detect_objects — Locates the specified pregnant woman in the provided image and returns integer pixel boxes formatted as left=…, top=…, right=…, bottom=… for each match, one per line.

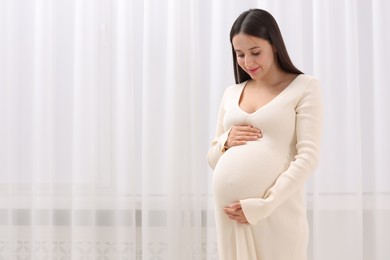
left=207, top=9, right=323, bottom=260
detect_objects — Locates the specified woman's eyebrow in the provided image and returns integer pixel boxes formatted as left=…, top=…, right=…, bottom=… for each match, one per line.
left=235, top=46, right=261, bottom=52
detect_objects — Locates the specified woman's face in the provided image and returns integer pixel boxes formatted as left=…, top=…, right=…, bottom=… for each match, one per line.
left=232, top=33, right=277, bottom=81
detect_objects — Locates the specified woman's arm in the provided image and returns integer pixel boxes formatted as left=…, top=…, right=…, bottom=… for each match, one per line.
left=207, top=90, right=231, bottom=170
left=207, top=87, right=262, bottom=170
left=240, top=79, right=323, bottom=225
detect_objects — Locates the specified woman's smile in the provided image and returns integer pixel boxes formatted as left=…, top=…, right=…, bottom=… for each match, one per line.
left=247, top=67, right=260, bottom=74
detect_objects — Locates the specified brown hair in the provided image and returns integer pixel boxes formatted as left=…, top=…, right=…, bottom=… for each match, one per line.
left=230, top=9, right=303, bottom=83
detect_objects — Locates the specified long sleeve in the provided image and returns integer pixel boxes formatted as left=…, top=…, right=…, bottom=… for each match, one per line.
left=240, top=79, right=323, bottom=225
left=207, top=89, right=231, bottom=170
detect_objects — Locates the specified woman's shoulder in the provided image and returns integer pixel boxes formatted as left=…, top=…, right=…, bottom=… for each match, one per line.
left=226, top=81, right=247, bottom=91
left=296, top=74, right=319, bottom=84
left=294, top=74, right=321, bottom=92
left=285, top=74, right=322, bottom=102
left=222, top=81, right=247, bottom=96
left=293, top=74, right=322, bottom=104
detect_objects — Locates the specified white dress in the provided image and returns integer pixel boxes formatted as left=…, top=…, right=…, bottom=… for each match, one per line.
left=207, top=74, right=322, bottom=260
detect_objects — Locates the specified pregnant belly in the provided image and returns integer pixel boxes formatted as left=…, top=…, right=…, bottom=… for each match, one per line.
left=213, top=140, right=289, bottom=206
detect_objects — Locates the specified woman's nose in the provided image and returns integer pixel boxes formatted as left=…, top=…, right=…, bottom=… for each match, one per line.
left=245, top=56, right=254, bottom=67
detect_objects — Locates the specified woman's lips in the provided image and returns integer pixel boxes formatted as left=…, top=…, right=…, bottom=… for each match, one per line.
left=247, top=67, right=259, bottom=74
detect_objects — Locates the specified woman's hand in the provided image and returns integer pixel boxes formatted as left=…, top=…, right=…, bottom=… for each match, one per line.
left=225, top=125, right=262, bottom=148
left=224, top=201, right=249, bottom=224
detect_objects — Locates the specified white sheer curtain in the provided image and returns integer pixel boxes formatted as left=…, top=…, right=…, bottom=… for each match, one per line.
left=0, top=0, right=389, bottom=259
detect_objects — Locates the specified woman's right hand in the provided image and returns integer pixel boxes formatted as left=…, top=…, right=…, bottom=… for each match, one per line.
left=225, top=125, right=262, bottom=149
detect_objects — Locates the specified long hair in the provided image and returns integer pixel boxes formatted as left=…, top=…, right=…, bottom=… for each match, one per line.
left=230, top=9, right=303, bottom=84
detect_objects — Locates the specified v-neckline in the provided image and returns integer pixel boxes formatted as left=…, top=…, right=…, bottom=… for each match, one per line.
left=237, top=74, right=301, bottom=115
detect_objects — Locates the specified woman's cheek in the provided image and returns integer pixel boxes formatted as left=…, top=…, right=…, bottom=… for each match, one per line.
left=237, top=60, right=246, bottom=70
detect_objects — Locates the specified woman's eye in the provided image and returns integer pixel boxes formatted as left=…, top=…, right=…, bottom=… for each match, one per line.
left=237, top=54, right=244, bottom=58
left=252, top=52, right=260, bottom=56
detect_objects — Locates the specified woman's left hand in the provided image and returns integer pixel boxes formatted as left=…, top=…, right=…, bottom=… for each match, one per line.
left=224, top=201, right=249, bottom=224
